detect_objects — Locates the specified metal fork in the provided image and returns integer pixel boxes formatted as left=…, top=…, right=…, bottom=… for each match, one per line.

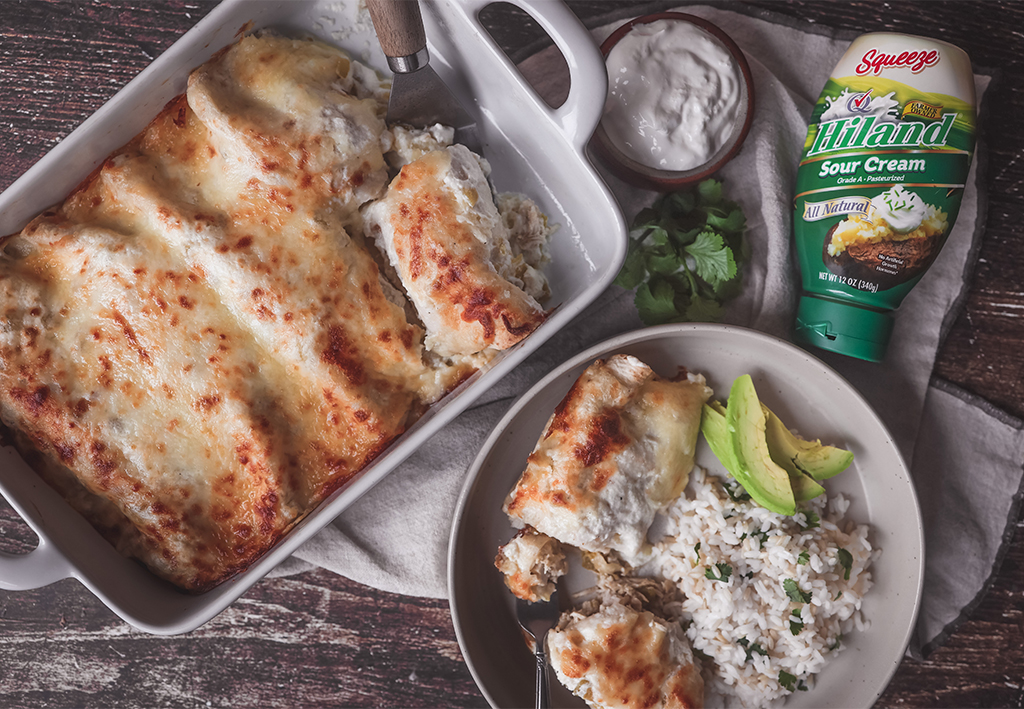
left=515, top=590, right=561, bottom=709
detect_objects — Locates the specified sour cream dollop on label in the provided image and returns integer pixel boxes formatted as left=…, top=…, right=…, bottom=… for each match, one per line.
left=602, top=19, right=742, bottom=172
left=870, top=185, right=927, bottom=233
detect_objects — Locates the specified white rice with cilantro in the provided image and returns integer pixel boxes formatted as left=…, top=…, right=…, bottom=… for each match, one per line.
left=651, top=467, right=876, bottom=706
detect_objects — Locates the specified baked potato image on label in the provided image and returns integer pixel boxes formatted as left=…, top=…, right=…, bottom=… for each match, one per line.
left=822, top=186, right=948, bottom=291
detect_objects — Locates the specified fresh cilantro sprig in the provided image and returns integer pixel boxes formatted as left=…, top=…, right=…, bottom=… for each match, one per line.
left=614, top=179, right=748, bottom=325
left=789, top=608, right=804, bottom=635
left=779, top=670, right=808, bottom=692
left=784, top=578, right=812, bottom=604
left=738, top=637, right=768, bottom=662
left=705, top=562, right=733, bottom=583
left=837, top=547, right=853, bottom=580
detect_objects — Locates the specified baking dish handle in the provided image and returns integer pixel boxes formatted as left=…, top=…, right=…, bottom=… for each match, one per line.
left=470, top=0, right=607, bottom=149
left=0, top=446, right=75, bottom=590
left=0, top=539, right=73, bottom=591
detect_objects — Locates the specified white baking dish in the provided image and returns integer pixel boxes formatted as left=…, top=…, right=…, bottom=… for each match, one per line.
left=0, top=0, right=624, bottom=634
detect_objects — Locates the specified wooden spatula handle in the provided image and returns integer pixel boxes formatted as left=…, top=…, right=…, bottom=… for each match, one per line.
left=366, top=0, right=426, bottom=60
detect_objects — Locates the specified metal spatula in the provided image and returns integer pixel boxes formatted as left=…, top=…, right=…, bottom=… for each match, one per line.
left=366, top=0, right=479, bottom=150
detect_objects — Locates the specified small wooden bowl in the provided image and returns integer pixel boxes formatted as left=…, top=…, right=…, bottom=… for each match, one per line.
left=592, top=12, right=755, bottom=191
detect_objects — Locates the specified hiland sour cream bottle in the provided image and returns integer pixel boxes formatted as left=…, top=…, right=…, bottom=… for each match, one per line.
left=792, top=32, right=976, bottom=362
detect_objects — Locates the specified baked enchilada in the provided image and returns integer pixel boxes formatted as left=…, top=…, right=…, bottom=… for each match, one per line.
left=0, top=33, right=552, bottom=591
left=500, top=354, right=712, bottom=567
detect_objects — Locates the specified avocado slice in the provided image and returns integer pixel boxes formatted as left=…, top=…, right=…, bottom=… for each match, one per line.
left=760, top=404, right=826, bottom=501
left=763, top=406, right=853, bottom=481
left=703, top=399, right=810, bottom=502
left=701, top=401, right=759, bottom=501
left=786, top=468, right=827, bottom=502
left=725, top=375, right=796, bottom=515
left=704, top=395, right=816, bottom=505
left=700, top=401, right=739, bottom=474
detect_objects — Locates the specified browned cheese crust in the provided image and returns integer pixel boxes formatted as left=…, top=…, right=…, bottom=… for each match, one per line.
left=362, top=147, right=546, bottom=357
left=549, top=600, right=704, bottom=709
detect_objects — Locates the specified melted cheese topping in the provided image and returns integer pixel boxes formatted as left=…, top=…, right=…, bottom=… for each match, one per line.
left=362, top=146, right=547, bottom=357
left=547, top=598, right=704, bottom=709
left=494, top=527, right=566, bottom=602
left=502, top=355, right=711, bottom=564
left=0, top=34, right=491, bottom=591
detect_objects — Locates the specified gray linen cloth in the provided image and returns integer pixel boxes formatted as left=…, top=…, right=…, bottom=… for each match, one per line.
left=276, top=6, right=1024, bottom=656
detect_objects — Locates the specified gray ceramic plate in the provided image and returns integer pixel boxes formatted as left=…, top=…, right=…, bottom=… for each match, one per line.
left=448, top=323, right=924, bottom=709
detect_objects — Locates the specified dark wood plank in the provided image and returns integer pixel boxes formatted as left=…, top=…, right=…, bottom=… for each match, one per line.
left=0, top=569, right=480, bottom=708
left=1, top=2, right=1023, bottom=707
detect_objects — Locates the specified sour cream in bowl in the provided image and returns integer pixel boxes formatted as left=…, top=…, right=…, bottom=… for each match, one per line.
left=593, top=13, right=755, bottom=191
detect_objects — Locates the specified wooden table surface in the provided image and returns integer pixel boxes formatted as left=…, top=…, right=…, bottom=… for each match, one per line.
left=1, top=1, right=1022, bottom=707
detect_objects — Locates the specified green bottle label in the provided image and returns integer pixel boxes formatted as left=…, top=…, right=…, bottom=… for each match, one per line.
left=794, top=63, right=976, bottom=306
